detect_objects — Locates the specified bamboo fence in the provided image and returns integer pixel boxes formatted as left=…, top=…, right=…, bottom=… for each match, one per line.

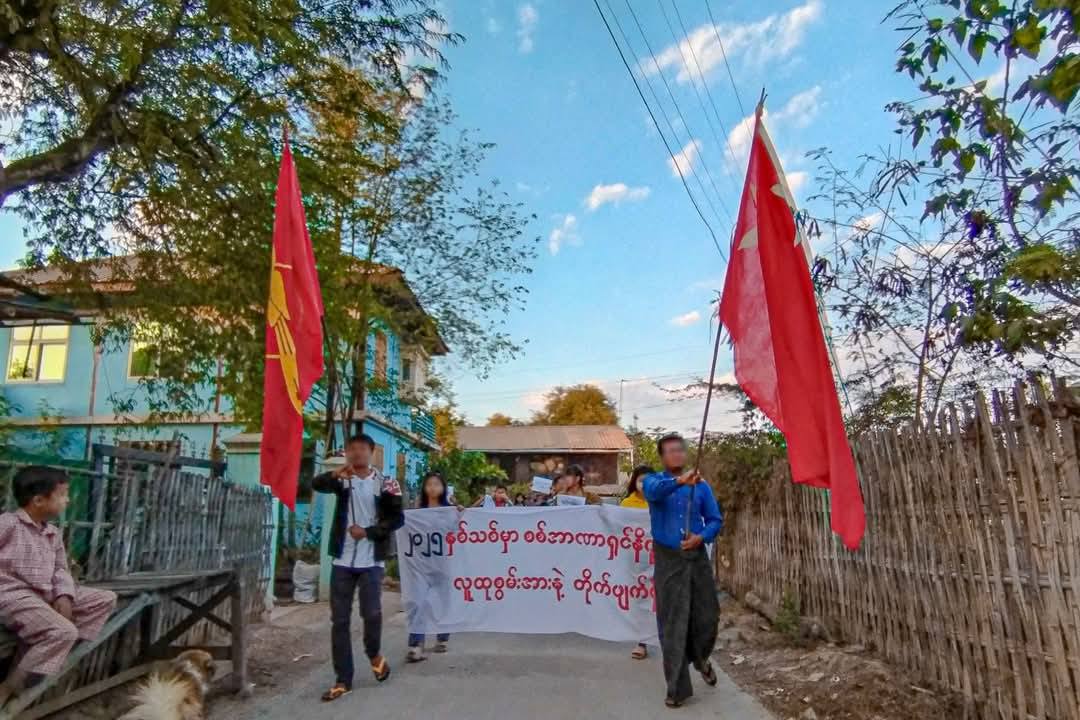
left=0, top=459, right=274, bottom=703
left=717, top=381, right=1080, bottom=720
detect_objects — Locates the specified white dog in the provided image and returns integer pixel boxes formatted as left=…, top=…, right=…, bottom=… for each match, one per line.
left=119, top=650, right=216, bottom=720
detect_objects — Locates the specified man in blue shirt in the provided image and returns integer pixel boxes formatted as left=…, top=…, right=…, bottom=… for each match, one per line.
left=643, top=433, right=723, bottom=709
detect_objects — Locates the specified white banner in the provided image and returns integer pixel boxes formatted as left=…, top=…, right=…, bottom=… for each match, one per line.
left=397, top=506, right=658, bottom=643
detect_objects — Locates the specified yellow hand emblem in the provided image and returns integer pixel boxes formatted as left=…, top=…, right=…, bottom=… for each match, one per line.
left=267, top=248, right=304, bottom=416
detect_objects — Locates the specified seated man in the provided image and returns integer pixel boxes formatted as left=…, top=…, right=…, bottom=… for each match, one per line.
left=0, top=466, right=117, bottom=707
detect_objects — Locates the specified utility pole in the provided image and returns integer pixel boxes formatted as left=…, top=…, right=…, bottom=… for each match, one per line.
left=618, top=379, right=625, bottom=424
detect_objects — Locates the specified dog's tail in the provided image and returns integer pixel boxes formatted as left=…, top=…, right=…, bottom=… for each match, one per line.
left=117, top=676, right=192, bottom=720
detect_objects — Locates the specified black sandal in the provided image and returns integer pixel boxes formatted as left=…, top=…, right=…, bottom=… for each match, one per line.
left=665, top=696, right=683, bottom=708
left=321, top=683, right=351, bottom=702
left=698, top=661, right=718, bottom=687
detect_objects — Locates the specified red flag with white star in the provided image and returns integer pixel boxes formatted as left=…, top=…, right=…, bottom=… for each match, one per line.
left=719, top=111, right=866, bottom=550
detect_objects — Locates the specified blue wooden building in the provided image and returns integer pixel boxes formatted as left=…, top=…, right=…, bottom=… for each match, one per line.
left=0, top=259, right=445, bottom=496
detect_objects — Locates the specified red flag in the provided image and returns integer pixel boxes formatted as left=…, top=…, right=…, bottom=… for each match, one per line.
left=260, top=137, right=324, bottom=510
left=719, top=111, right=866, bottom=550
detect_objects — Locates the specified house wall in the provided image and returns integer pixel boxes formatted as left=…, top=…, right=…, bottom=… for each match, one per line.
left=487, top=452, right=622, bottom=486
left=0, top=321, right=435, bottom=482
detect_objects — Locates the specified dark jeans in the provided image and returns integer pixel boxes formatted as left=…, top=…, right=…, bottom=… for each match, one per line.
left=407, top=632, right=450, bottom=647
left=330, top=565, right=384, bottom=688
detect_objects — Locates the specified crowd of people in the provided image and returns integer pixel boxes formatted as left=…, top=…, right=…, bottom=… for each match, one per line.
left=312, top=430, right=723, bottom=709
left=0, top=431, right=722, bottom=712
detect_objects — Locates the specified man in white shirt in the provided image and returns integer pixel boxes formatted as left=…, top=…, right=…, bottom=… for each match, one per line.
left=312, top=434, right=404, bottom=703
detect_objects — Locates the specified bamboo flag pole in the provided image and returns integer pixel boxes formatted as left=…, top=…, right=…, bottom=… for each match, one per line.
left=682, top=90, right=769, bottom=540
left=685, top=293, right=725, bottom=540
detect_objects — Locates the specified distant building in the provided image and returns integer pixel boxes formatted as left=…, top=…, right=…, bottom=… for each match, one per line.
left=0, top=258, right=447, bottom=494
left=457, top=425, right=632, bottom=487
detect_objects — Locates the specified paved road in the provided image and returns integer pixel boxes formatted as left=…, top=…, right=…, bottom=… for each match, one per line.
left=223, top=604, right=773, bottom=720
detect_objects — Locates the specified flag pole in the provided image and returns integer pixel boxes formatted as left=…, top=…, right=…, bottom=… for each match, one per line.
left=683, top=93, right=770, bottom=540
left=684, top=294, right=726, bottom=541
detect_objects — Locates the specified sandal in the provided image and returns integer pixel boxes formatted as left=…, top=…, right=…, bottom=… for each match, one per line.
left=370, top=655, right=391, bottom=682
left=321, top=683, right=351, bottom=702
left=631, top=644, right=648, bottom=660
left=698, top=660, right=718, bottom=687
left=665, top=696, right=683, bottom=708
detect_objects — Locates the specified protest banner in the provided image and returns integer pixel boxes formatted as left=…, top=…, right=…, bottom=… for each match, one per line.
left=397, top=506, right=657, bottom=643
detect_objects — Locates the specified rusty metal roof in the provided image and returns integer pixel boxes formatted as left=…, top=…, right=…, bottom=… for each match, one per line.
left=457, top=425, right=632, bottom=453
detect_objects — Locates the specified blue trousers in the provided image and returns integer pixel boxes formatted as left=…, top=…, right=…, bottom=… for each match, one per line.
left=407, top=632, right=450, bottom=647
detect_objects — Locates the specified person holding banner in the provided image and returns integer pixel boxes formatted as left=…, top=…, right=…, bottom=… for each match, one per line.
left=407, top=471, right=456, bottom=663
left=558, top=465, right=601, bottom=505
left=621, top=464, right=655, bottom=660
left=312, top=434, right=404, bottom=703
left=643, top=434, right=723, bottom=709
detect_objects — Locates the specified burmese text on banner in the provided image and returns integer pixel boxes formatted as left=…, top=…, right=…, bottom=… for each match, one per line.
left=397, top=506, right=658, bottom=643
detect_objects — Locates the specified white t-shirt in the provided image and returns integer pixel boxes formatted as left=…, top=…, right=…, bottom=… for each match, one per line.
left=333, top=469, right=385, bottom=570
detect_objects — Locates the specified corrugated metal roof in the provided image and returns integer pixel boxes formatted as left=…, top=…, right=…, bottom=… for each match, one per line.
left=457, top=425, right=632, bottom=453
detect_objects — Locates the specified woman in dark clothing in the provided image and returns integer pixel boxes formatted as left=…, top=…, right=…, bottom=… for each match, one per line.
left=407, top=472, right=453, bottom=662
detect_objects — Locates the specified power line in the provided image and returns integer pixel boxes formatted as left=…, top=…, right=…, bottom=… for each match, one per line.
left=655, top=0, right=740, bottom=194
left=620, top=0, right=735, bottom=233
left=667, top=0, right=745, bottom=180
left=592, top=0, right=726, bottom=258
left=703, top=0, right=749, bottom=120
left=488, top=343, right=706, bottom=376
left=454, top=369, right=708, bottom=402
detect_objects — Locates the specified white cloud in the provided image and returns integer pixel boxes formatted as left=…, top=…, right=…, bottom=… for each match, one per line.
left=548, top=213, right=579, bottom=255
left=517, top=3, right=538, bottom=54
left=670, top=310, right=702, bottom=327
left=773, top=85, right=822, bottom=127
left=785, top=171, right=808, bottom=194
left=486, top=16, right=501, bottom=34
left=585, top=183, right=651, bottom=211
left=669, top=139, right=702, bottom=177
left=724, top=86, right=823, bottom=174
left=643, top=0, right=823, bottom=85
left=726, top=113, right=757, bottom=172
left=853, top=212, right=883, bottom=234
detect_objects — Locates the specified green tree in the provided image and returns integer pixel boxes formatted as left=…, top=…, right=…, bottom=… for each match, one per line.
left=0, top=0, right=450, bottom=211
left=1, top=5, right=539, bottom=440
left=427, top=448, right=506, bottom=505
left=809, top=1, right=1080, bottom=420
left=620, top=427, right=663, bottom=473
left=486, top=412, right=517, bottom=426
left=530, top=384, right=619, bottom=426
left=316, top=96, right=538, bottom=438
left=431, top=404, right=465, bottom=450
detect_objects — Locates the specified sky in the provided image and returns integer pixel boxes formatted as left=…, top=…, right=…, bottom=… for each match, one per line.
left=0, top=1, right=923, bottom=434
left=426, top=0, right=914, bottom=432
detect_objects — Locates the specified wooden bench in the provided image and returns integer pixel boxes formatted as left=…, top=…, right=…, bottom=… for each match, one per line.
left=0, top=569, right=249, bottom=720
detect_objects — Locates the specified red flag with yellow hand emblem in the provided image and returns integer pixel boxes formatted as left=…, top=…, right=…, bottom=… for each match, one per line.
left=719, top=109, right=865, bottom=550
left=260, top=134, right=324, bottom=510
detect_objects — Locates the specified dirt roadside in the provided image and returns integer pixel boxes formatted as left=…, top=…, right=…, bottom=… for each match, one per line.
left=61, top=597, right=387, bottom=719
left=712, top=595, right=965, bottom=720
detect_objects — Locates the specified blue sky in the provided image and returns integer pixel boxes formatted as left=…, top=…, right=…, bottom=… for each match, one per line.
left=0, top=1, right=920, bottom=434
left=431, top=0, right=913, bottom=431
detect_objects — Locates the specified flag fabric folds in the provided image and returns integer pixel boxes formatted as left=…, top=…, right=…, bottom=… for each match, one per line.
left=260, top=137, right=324, bottom=510
left=719, top=111, right=866, bottom=550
